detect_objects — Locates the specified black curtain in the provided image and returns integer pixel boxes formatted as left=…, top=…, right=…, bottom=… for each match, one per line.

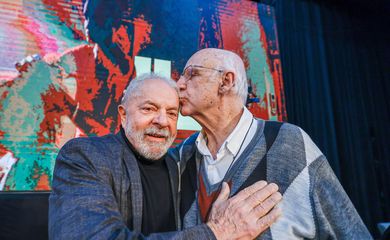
left=274, top=0, right=389, bottom=237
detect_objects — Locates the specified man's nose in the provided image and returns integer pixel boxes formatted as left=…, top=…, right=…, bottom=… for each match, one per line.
left=177, top=76, right=186, bottom=91
left=152, top=111, right=169, bottom=128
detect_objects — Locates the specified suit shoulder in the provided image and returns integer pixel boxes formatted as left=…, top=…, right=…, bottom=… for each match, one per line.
left=62, top=133, right=118, bottom=145
left=57, top=134, right=122, bottom=174
left=60, top=134, right=120, bottom=154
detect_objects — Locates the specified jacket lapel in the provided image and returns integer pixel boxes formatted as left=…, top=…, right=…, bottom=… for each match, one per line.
left=117, top=132, right=143, bottom=234
left=165, top=155, right=179, bottom=229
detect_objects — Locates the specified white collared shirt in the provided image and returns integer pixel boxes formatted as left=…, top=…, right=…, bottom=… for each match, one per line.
left=195, top=107, right=257, bottom=185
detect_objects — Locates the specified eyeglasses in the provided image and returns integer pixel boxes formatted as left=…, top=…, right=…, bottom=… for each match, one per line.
left=180, top=65, right=224, bottom=81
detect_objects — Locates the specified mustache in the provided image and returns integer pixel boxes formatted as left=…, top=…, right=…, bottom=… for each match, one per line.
left=144, top=126, right=170, bottom=138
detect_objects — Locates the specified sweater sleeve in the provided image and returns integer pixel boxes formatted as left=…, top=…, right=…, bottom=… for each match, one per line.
left=311, top=157, right=372, bottom=239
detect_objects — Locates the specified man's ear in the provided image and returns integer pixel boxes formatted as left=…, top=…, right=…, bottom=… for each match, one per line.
left=118, top=105, right=127, bottom=125
left=219, top=72, right=235, bottom=94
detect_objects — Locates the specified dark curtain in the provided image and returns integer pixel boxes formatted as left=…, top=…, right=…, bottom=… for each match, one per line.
left=273, top=0, right=389, bottom=237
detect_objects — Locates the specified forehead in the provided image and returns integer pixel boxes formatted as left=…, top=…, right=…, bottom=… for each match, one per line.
left=186, top=51, right=222, bottom=68
left=132, top=79, right=179, bottom=109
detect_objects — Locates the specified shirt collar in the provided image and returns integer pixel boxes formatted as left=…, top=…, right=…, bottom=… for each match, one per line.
left=195, top=129, right=211, bottom=157
left=195, top=107, right=254, bottom=158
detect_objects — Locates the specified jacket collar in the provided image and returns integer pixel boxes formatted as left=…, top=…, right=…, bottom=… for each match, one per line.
left=116, top=129, right=143, bottom=233
left=116, top=128, right=180, bottom=230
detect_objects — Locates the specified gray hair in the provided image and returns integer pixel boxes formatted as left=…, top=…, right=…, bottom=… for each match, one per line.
left=121, top=72, right=178, bottom=107
left=221, top=52, right=248, bottom=104
left=195, top=48, right=248, bottom=104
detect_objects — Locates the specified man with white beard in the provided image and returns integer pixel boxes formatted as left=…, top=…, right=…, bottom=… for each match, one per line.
left=49, top=73, right=282, bottom=239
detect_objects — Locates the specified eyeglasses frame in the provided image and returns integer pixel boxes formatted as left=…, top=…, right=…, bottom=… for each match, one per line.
left=180, top=65, right=224, bottom=81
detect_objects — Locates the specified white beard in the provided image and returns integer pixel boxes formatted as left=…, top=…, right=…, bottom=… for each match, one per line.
left=123, top=118, right=176, bottom=160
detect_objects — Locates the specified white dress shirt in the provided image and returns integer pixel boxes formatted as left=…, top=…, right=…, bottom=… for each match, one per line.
left=195, top=107, right=257, bottom=185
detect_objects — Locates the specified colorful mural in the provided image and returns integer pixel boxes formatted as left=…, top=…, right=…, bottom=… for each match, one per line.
left=0, top=0, right=286, bottom=191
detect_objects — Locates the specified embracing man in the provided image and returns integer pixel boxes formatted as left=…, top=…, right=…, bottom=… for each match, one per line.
left=174, top=48, right=372, bottom=239
left=49, top=73, right=282, bottom=239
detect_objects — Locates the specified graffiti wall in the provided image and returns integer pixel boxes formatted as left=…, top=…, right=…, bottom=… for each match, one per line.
left=0, top=0, right=286, bottom=191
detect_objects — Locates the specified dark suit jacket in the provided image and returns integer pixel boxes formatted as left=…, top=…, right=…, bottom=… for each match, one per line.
left=49, top=132, right=215, bottom=239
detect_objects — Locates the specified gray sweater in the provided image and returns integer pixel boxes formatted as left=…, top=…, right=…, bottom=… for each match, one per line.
left=175, top=120, right=372, bottom=239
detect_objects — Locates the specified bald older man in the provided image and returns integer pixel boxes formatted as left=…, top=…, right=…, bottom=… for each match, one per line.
left=49, top=73, right=282, bottom=240
left=174, top=48, right=372, bottom=239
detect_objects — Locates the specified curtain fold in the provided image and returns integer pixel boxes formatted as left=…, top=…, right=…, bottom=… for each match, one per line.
left=274, top=1, right=389, bottom=237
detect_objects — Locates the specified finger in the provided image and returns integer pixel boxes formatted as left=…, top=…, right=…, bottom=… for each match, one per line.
left=252, top=192, right=282, bottom=218
left=229, top=180, right=268, bottom=205
left=256, top=206, right=282, bottom=234
left=245, top=183, right=279, bottom=208
left=213, top=182, right=230, bottom=206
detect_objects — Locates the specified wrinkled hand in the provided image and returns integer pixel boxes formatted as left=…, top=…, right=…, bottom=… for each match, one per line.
left=207, top=181, right=282, bottom=240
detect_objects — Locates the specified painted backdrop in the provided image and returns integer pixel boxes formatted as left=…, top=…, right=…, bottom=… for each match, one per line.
left=0, top=0, right=286, bottom=190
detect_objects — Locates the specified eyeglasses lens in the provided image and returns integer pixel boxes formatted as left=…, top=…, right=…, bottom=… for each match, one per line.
left=183, top=66, right=192, bottom=80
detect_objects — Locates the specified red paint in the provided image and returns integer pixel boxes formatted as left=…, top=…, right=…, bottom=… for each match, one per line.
left=0, top=85, right=11, bottom=155
left=218, top=3, right=286, bottom=121
left=38, top=84, right=76, bottom=144
left=34, top=173, right=51, bottom=191
left=248, top=99, right=269, bottom=120
left=133, top=17, right=152, bottom=57
left=217, top=1, right=248, bottom=65
left=21, top=16, right=152, bottom=138
left=0, top=130, right=6, bottom=156
left=72, top=45, right=98, bottom=112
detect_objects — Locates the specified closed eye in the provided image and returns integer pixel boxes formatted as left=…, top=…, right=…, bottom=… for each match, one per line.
left=140, top=105, right=157, bottom=113
left=191, top=70, right=200, bottom=77
left=167, top=111, right=178, bottom=119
